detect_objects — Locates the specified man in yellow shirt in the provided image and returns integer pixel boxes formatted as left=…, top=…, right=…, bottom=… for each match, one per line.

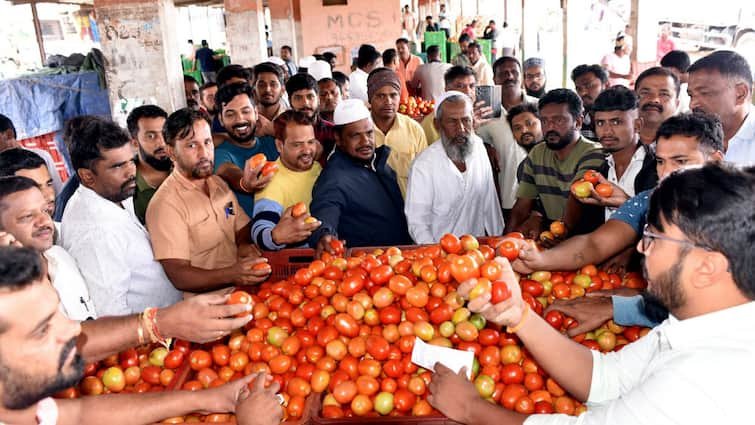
left=367, top=67, right=428, bottom=196
left=252, top=110, right=322, bottom=250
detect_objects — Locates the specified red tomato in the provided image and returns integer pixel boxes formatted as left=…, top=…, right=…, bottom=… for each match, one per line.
left=449, top=255, right=478, bottom=282
left=544, top=311, right=564, bottom=329
left=478, top=328, right=500, bottom=346
left=333, top=313, right=360, bottom=337
left=141, top=365, right=161, bottom=385
left=365, top=335, right=390, bottom=360
left=339, top=275, right=365, bottom=296
left=490, top=281, right=512, bottom=304
left=440, top=233, right=462, bottom=254
left=393, top=388, right=416, bottom=412
left=521, top=279, right=544, bottom=297
left=501, top=363, right=525, bottom=384
left=119, top=348, right=138, bottom=369
left=378, top=305, right=401, bottom=325
left=211, top=345, right=230, bottom=367
left=229, top=352, right=250, bottom=372
left=515, top=395, right=535, bottom=414
left=583, top=170, right=601, bottom=184
left=497, top=241, right=519, bottom=261
left=188, top=350, right=211, bottom=371
left=333, top=380, right=359, bottom=404
left=163, top=350, right=184, bottom=370
left=369, top=264, right=394, bottom=285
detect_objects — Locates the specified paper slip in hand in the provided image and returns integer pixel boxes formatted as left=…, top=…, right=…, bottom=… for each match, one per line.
left=411, top=337, right=474, bottom=379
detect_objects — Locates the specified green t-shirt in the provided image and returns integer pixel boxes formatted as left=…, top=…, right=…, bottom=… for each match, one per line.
left=516, top=137, right=607, bottom=220
left=133, top=171, right=157, bottom=225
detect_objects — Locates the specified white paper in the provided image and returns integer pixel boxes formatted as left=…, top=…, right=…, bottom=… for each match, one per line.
left=411, top=337, right=474, bottom=379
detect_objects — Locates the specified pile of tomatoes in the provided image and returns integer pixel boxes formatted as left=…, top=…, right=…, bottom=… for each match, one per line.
left=168, top=234, right=648, bottom=423
left=398, top=96, right=434, bottom=120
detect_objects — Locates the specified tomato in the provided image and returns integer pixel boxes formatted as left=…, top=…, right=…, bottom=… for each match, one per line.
left=490, top=281, right=512, bottom=304
left=102, top=367, right=125, bottom=392
left=407, top=376, right=426, bottom=396
left=524, top=372, right=544, bottom=391
left=291, top=201, right=307, bottom=218
left=332, top=380, right=358, bottom=404
left=370, top=264, right=394, bottom=285
left=196, top=367, right=218, bottom=388
left=500, top=344, right=523, bottom=365
left=249, top=153, right=267, bottom=169
left=365, top=335, right=390, bottom=360
left=332, top=313, right=359, bottom=338
left=583, top=170, right=601, bottom=184
left=293, top=268, right=313, bottom=286
left=123, top=365, right=140, bottom=385
left=440, top=233, right=462, bottom=254
left=80, top=376, right=103, bottom=395
left=378, top=305, right=401, bottom=325
left=210, top=345, right=230, bottom=367
left=478, top=328, right=500, bottom=346
left=429, top=304, right=453, bottom=324
left=554, top=396, right=575, bottom=415
left=474, top=374, right=495, bottom=398
left=521, top=279, right=544, bottom=297
left=497, top=240, right=519, bottom=261
left=261, top=161, right=279, bottom=176
left=544, top=310, right=564, bottom=329
left=268, top=354, right=292, bottom=374
left=329, top=239, right=345, bottom=255
left=480, top=260, right=503, bottom=280
left=228, top=290, right=253, bottom=317
left=229, top=351, right=250, bottom=372
left=322, top=405, right=345, bottom=419
left=393, top=388, right=416, bottom=412
left=350, top=393, right=373, bottom=416
left=119, top=348, right=138, bottom=369
left=478, top=345, right=501, bottom=367
left=405, top=286, right=429, bottom=308
left=500, top=384, right=527, bottom=410
left=515, top=395, right=535, bottom=414
left=339, top=275, right=365, bottom=296
left=188, top=350, right=212, bottom=371
left=356, top=375, right=379, bottom=396
left=449, top=255, right=478, bottom=282
left=455, top=321, right=479, bottom=342
left=374, top=391, right=394, bottom=415
left=534, top=400, right=555, bottom=414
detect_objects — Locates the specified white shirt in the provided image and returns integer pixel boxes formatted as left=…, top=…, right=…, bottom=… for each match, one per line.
left=44, top=245, right=97, bottom=321
left=476, top=94, right=538, bottom=209
left=470, top=57, right=494, bottom=86
left=412, top=61, right=452, bottom=102
left=349, top=68, right=370, bottom=103
left=405, top=135, right=504, bottom=244
left=724, top=108, right=755, bottom=166
left=604, top=145, right=646, bottom=220
left=61, top=185, right=182, bottom=316
left=601, top=52, right=631, bottom=87
left=676, top=82, right=690, bottom=113
left=525, top=301, right=755, bottom=425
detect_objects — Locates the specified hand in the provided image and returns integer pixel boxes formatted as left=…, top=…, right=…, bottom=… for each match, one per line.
left=516, top=213, right=543, bottom=240
left=271, top=206, right=321, bottom=246
left=157, top=292, right=255, bottom=343
left=427, top=364, right=479, bottom=424
left=599, top=246, right=635, bottom=275
left=458, top=258, right=527, bottom=328
left=229, top=256, right=272, bottom=285
left=236, top=373, right=283, bottom=425
left=473, top=101, right=493, bottom=129
left=573, top=174, right=629, bottom=208
left=196, top=373, right=256, bottom=413
left=511, top=239, right=544, bottom=275
left=0, top=231, right=22, bottom=247
left=544, top=295, right=614, bottom=337
left=538, top=232, right=564, bottom=249
left=315, top=234, right=337, bottom=259
left=255, top=114, right=275, bottom=138
left=240, top=157, right=274, bottom=193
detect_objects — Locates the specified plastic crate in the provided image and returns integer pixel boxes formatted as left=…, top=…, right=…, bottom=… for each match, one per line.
left=475, top=39, right=493, bottom=64
left=447, top=41, right=461, bottom=64
left=423, top=31, right=447, bottom=63
left=263, top=248, right=316, bottom=282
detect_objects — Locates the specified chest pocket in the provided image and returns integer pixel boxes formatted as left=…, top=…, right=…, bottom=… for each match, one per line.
left=189, top=213, right=225, bottom=256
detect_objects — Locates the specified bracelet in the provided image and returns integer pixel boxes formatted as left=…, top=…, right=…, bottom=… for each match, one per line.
left=239, top=178, right=251, bottom=193
left=506, top=305, right=530, bottom=334
left=136, top=313, right=145, bottom=345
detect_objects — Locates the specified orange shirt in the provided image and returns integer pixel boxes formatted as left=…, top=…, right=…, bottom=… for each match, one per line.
left=398, top=55, right=423, bottom=98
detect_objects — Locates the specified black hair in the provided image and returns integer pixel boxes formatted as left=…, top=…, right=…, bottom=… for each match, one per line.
left=322, top=52, right=337, bottom=62
left=396, top=38, right=409, bottom=45
left=216, top=64, right=252, bottom=87
left=492, top=56, right=521, bottom=75
left=0, top=114, right=16, bottom=139
left=183, top=74, right=199, bottom=85
left=635, top=66, right=680, bottom=96
left=444, top=65, right=475, bottom=86
left=201, top=40, right=208, bottom=46
left=126, top=105, right=168, bottom=138
left=274, top=109, right=314, bottom=141
left=467, top=42, right=482, bottom=53
left=538, top=88, right=584, bottom=120
left=253, top=62, right=284, bottom=84
left=281, top=45, right=293, bottom=53
left=0, top=246, right=44, bottom=292
left=592, top=85, right=639, bottom=112
left=163, top=108, right=211, bottom=146
left=0, top=149, right=46, bottom=177
left=647, top=163, right=755, bottom=298
left=214, top=82, right=254, bottom=116
left=660, top=50, right=691, bottom=73
left=332, top=71, right=348, bottom=88
left=688, top=50, right=753, bottom=88
left=286, top=73, right=318, bottom=97
left=458, top=33, right=471, bottom=44
left=357, top=44, right=381, bottom=69
left=427, top=45, right=440, bottom=57
left=655, top=112, right=724, bottom=154
left=68, top=117, right=131, bottom=171
left=0, top=175, right=39, bottom=213
left=571, top=64, right=608, bottom=85
left=506, top=102, right=539, bottom=129
left=200, top=81, right=218, bottom=94
left=382, top=48, right=398, bottom=66
left=62, top=116, right=99, bottom=150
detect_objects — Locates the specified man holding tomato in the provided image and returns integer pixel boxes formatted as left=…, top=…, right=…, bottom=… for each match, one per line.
left=0, top=245, right=283, bottom=425
left=429, top=163, right=755, bottom=424
left=147, top=108, right=271, bottom=291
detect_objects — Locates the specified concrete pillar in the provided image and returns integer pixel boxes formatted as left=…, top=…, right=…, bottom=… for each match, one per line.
left=224, top=0, right=267, bottom=66
left=269, top=0, right=297, bottom=59
left=631, top=0, right=660, bottom=72
left=293, top=0, right=304, bottom=60
left=94, top=0, right=184, bottom=126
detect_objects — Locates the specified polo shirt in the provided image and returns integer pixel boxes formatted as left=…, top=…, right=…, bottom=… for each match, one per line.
left=373, top=113, right=428, bottom=197
left=252, top=159, right=322, bottom=250
left=398, top=55, right=423, bottom=96
left=133, top=170, right=158, bottom=224
left=421, top=113, right=439, bottom=146
left=725, top=109, right=755, bottom=166
left=214, top=137, right=279, bottom=217
left=517, top=137, right=607, bottom=220
left=146, top=171, right=250, bottom=271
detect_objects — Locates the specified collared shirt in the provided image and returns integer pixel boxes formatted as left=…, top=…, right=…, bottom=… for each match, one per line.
left=146, top=171, right=250, bottom=271
left=525, top=301, right=755, bottom=425
left=725, top=108, right=755, bottom=166
left=609, top=189, right=651, bottom=236
left=44, top=245, right=97, bottom=321
left=373, top=113, right=428, bottom=197
left=405, top=135, right=504, bottom=244
left=349, top=68, right=370, bottom=102
left=411, top=61, right=452, bottom=102
left=214, top=137, right=279, bottom=217
left=612, top=295, right=661, bottom=328
left=470, top=57, right=494, bottom=86
left=61, top=186, right=181, bottom=316
left=452, top=53, right=471, bottom=68
left=600, top=52, right=631, bottom=87
left=398, top=55, right=423, bottom=93
left=604, top=145, right=646, bottom=220
left=133, top=169, right=159, bottom=224
left=420, top=113, right=440, bottom=147
left=477, top=94, right=539, bottom=209
left=252, top=159, right=322, bottom=250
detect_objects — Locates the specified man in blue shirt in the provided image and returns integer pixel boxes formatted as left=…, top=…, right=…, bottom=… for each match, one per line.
left=309, top=99, right=411, bottom=256
left=214, top=83, right=279, bottom=217
left=194, top=40, right=220, bottom=83
left=512, top=113, right=725, bottom=334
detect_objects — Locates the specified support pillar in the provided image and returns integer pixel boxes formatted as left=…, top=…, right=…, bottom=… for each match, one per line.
left=224, top=0, right=267, bottom=66
left=631, top=0, right=659, bottom=73
left=268, top=0, right=297, bottom=59
left=94, top=0, right=184, bottom=126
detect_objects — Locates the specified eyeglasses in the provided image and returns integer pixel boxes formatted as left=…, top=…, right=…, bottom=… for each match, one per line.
left=641, top=225, right=711, bottom=252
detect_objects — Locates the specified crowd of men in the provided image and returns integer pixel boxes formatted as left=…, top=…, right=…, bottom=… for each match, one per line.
left=0, top=33, right=753, bottom=424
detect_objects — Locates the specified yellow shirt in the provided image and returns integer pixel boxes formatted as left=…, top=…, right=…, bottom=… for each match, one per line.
left=421, top=113, right=440, bottom=145
left=254, top=159, right=322, bottom=209
left=374, top=113, right=428, bottom=197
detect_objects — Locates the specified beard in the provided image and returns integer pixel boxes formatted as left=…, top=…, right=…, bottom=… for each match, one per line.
left=190, top=158, right=214, bottom=179
left=139, top=145, right=172, bottom=172
left=544, top=130, right=573, bottom=151
left=226, top=122, right=257, bottom=144
left=526, top=85, right=546, bottom=98
left=517, top=132, right=541, bottom=150
left=642, top=252, right=687, bottom=313
left=0, top=338, right=83, bottom=410
left=441, top=132, right=472, bottom=163
left=104, top=176, right=137, bottom=203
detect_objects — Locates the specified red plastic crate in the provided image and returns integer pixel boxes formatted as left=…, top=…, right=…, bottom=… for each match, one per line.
left=263, top=248, right=316, bottom=282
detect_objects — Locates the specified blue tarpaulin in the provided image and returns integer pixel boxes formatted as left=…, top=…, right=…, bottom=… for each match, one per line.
left=0, top=71, right=110, bottom=140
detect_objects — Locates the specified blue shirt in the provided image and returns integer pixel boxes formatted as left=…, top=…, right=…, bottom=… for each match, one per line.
left=195, top=47, right=216, bottom=72
left=609, top=189, right=652, bottom=235
left=214, top=138, right=279, bottom=217
left=612, top=295, right=661, bottom=328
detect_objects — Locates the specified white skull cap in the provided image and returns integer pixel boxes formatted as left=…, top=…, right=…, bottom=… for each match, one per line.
left=333, top=99, right=371, bottom=126
left=434, top=90, right=471, bottom=118
left=309, top=60, right=333, bottom=81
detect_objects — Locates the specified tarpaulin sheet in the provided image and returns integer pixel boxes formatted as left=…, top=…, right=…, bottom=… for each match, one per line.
left=0, top=71, right=110, bottom=139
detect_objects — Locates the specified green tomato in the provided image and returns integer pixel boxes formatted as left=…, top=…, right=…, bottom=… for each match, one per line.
left=469, top=313, right=486, bottom=330
left=373, top=391, right=394, bottom=415
left=149, top=347, right=168, bottom=367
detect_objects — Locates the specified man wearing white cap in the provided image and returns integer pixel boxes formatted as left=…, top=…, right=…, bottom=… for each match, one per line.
left=308, top=60, right=332, bottom=82
left=405, top=92, right=504, bottom=244
left=308, top=99, right=411, bottom=255
left=285, top=73, right=336, bottom=166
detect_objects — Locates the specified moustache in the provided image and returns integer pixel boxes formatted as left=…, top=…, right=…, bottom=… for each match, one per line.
left=233, top=122, right=252, bottom=130
left=32, top=225, right=54, bottom=238
left=58, top=337, right=77, bottom=371
left=545, top=131, right=561, bottom=139
left=642, top=103, right=663, bottom=112
left=121, top=177, right=136, bottom=190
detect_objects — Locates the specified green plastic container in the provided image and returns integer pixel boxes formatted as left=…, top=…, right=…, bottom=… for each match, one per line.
left=423, top=31, right=447, bottom=62
left=476, top=39, right=493, bottom=64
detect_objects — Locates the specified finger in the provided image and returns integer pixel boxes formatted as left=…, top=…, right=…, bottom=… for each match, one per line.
left=467, top=292, right=491, bottom=312
left=433, top=362, right=452, bottom=374
left=213, top=314, right=254, bottom=331
left=266, top=379, right=281, bottom=394
left=252, top=372, right=268, bottom=392
left=566, top=322, right=595, bottom=337
left=457, top=366, right=468, bottom=378
left=196, top=292, right=232, bottom=306
left=209, top=303, right=253, bottom=320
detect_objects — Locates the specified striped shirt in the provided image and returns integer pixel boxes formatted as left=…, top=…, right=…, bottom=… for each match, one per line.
left=516, top=137, right=607, bottom=220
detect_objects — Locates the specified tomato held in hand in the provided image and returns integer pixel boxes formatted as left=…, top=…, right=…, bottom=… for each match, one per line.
left=583, top=170, right=601, bottom=184
left=292, top=202, right=307, bottom=218
left=490, top=281, right=512, bottom=304
left=261, top=161, right=279, bottom=176
left=497, top=241, right=519, bottom=261
left=595, top=183, right=613, bottom=197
